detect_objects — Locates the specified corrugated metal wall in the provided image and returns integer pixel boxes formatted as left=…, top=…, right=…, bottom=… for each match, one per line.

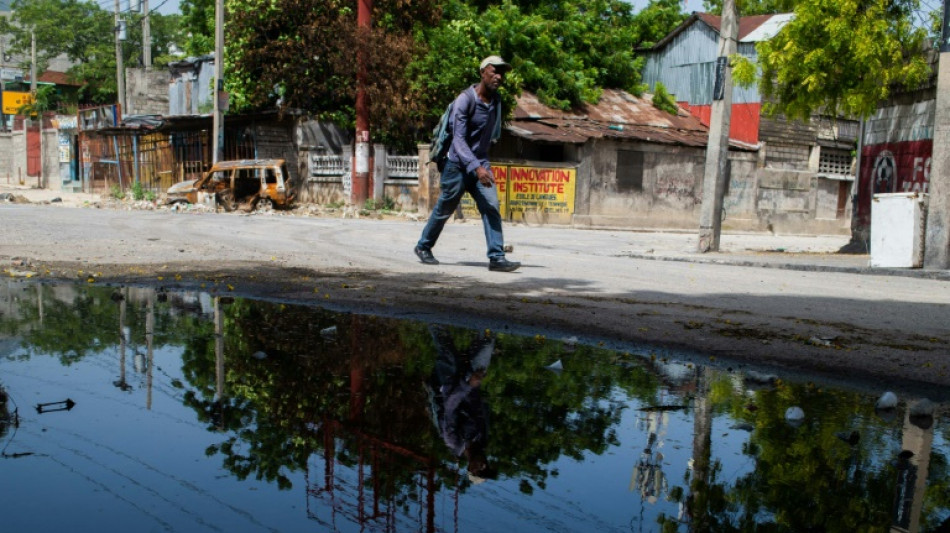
left=169, top=60, right=215, bottom=116
left=642, top=23, right=760, bottom=106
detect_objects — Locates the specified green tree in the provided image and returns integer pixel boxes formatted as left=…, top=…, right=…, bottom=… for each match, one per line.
left=734, top=0, right=930, bottom=120
left=224, top=0, right=686, bottom=149
left=179, top=0, right=215, bottom=56
left=226, top=0, right=440, bottom=149
left=631, top=0, right=690, bottom=47
left=409, top=0, right=650, bottom=119
left=16, top=85, right=60, bottom=116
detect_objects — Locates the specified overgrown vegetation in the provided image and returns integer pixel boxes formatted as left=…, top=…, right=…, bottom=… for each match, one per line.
left=216, top=0, right=688, bottom=151
left=363, top=196, right=396, bottom=212
left=714, top=0, right=934, bottom=121
left=130, top=182, right=145, bottom=201
left=650, top=82, right=679, bottom=115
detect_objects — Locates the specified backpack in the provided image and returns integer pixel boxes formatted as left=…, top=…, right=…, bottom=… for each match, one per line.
left=429, top=100, right=457, bottom=173
left=429, top=88, right=503, bottom=172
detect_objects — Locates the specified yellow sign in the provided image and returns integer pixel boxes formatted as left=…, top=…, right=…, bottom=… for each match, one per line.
left=460, top=164, right=576, bottom=224
left=506, top=165, right=576, bottom=223
left=2, top=91, right=34, bottom=115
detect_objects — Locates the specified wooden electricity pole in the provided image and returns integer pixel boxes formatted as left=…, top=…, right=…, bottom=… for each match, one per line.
left=114, top=0, right=125, bottom=115
left=353, top=0, right=371, bottom=206
left=697, top=0, right=738, bottom=253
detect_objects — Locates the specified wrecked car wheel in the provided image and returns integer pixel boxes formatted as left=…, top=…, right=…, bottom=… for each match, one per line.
left=256, top=197, right=274, bottom=213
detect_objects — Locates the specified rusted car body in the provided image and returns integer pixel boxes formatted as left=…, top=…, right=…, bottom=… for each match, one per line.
left=166, top=159, right=295, bottom=211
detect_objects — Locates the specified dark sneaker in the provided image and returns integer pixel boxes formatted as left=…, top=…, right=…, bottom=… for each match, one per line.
left=488, top=258, right=521, bottom=272
left=414, top=246, right=439, bottom=265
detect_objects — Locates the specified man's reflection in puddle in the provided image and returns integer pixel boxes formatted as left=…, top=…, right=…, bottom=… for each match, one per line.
left=427, top=326, right=496, bottom=483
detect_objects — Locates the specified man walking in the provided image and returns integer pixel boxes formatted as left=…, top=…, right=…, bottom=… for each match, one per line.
left=414, top=56, right=520, bottom=272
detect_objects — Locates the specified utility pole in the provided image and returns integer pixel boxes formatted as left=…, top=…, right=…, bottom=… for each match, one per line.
left=353, top=0, right=371, bottom=206
left=697, top=0, right=738, bottom=253
left=114, top=0, right=126, bottom=116
left=0, top=38, right=5, bottom=132
left=142, top=0, right=152, bottom=68
left=212, top=0, right=224, bottom=163
left=924, top=0, right=950, bottom=268
left=32, top=31, right=42, bottom=188
left=30, top=31, right=36, bottom=96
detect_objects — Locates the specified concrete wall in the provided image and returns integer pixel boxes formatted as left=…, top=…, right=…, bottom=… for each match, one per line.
left=126, top=68, right=171, bottom=116
left=0, top=132, right=12, bottom=185
left=8, top=128, right=26, bottom=185
left=489, top=133, right=849, bottom=233
left=722, top=151, right=759, bottom=223
left=42, top=127, right=59, bottom=191
left=559, top=138, right=707, bottom=229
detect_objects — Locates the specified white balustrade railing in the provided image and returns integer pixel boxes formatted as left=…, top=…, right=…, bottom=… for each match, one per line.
left=386, top=155, right=418, bottom=179
left=309, top=154, right=346, bottom=180
left=308, top=151, right=418, bottom=183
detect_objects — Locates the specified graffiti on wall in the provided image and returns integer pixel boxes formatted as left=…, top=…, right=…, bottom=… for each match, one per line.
left=853, top=100, right=934, bottom=233
left=654, top=174, right=696, bottom=203
left=857, top=139, right=932, bottom=231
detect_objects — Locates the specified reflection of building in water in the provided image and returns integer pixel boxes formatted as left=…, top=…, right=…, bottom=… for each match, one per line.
left=890, top=402, right=935, bottom=533
left=305, top=418, right=458, bottom=533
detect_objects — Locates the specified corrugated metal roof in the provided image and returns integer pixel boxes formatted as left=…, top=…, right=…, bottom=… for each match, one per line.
left=647, top=12, right=791, bottom=50
left=696, top=12, right=792, bottom=43
left=24, top=70, right=81, bottom=87
left=510, top=89, right=709, bottom=147
left=741, top=13, right=794, bottom=41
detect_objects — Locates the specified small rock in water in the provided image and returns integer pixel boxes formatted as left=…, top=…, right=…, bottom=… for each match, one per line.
left=252, top=351, right=268, bottom=360
left=909, top=399, right=935, bottom=418
left=785, top=406, right=805, bottom=425
left=875, top=391, right=898, bottom=410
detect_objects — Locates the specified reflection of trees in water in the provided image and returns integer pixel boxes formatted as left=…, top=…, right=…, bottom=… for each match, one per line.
left=658, top=375, right=950, bottom=533
left=170, top=296, right=669, bottom=509
left=4, top=282, right=950, bottom=531
left=0, top=282, right=201, bottom=365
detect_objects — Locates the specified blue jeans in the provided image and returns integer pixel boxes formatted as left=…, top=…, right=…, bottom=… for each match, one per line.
left=417, top=160, right=505, bottom=260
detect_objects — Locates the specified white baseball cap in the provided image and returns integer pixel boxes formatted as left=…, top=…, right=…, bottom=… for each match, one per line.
left=479, top=55, right=512, bottom=73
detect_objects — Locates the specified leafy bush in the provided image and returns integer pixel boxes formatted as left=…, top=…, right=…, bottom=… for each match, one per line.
left=131, top=182, right=145, bottom=201
left=651, top=82, right=680, bottom=116
left=110, top=185, right=125, bottom=200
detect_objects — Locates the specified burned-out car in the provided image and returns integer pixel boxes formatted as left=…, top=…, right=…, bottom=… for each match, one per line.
left=166, top=159, right=295, bottom=212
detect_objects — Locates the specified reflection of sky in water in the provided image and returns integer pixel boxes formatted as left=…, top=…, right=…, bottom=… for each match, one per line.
left=1, top=282, right=947, bottom=532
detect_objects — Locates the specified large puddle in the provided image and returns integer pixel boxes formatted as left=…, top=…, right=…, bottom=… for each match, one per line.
left=1, top=281, right=947, bottom=532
